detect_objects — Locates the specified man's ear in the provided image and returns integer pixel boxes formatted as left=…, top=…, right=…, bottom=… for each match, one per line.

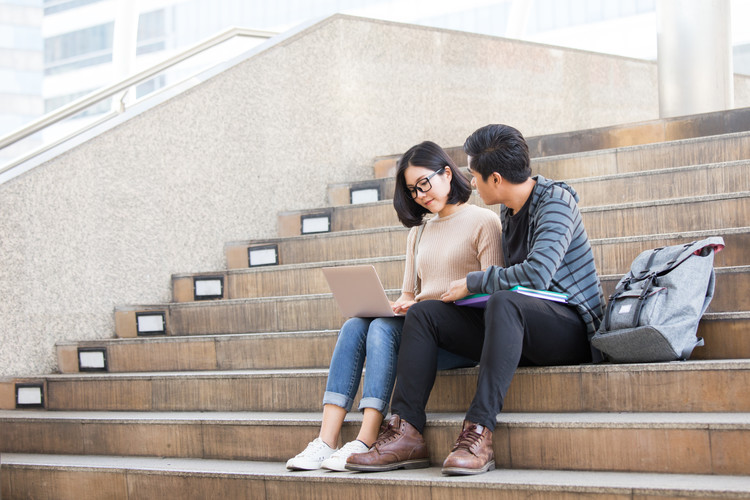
left=492, top=172, right=503, bottom=185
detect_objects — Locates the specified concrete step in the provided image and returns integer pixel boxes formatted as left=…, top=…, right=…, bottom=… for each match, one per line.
left=227, top=202, right=750, bottom=270
left=532, top=131, right=750, bottom=182
left=332, top=159, right=750, bottom=209
left=5, top=360, right=750, bottom=413
left=225, top=226, right=409, bottom=269
left=187, top=228, right=750, bottom=300
left=1, top=411, right=748, bottom=476
left=116, top=265, right=749, bottom=337
left=56, top=330, right=339, bottom=373
left=276, top=189, right=750, bottom=238
left=600, top=265, right=750, bottom=313
left=54, top=312, right=750, bottom=374
left=370, top=109, right=750, bottom=179
left=3, top=453, right=750, bottom=500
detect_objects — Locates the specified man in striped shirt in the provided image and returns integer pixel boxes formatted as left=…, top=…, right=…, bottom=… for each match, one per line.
left=347, top=124, right=604, bottom=476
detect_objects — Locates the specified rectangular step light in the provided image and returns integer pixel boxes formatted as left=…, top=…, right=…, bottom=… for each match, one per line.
left=350, top=187, right=380, bottom=204
left=248, top=244, right=278, bottom=267
left=194, top=276, right=224, bottom=300
left=135, top=311, right=166, bottom=336
left=301, top=214, right=331, bottom=234
left=77, top=348, right=108, bottom=372
left=16, top=383, right=44, bottom=408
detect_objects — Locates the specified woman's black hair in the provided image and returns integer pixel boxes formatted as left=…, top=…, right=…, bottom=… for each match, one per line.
left=393, top=141, right=472, bottom=228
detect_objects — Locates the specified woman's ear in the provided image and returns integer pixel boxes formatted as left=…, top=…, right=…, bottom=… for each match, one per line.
left=443, top=165, right=453, bottom=181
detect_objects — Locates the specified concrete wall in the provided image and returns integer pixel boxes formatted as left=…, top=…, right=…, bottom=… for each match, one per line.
left=0, top=14, right=735, bottom=377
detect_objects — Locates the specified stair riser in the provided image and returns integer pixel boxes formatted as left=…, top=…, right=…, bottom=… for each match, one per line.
left=226, top=228, right=409, bottom=269
left=179, top=232, right=749, bottom=301
left=57, top=333, right=339, bottom=373
left=276, top=195, right=749, bottom=239
left=601, top=269, right=748, bottom=313
left=2, top=420, right=746, bottom=475
left=121, top=270, right=747, bottom=337
left=593, top=230, right=749, bottom=276
left=39, top=367, right=750, bottom=413
left=533, top=133, right=750, bottom=180
left=225, top=260, right=403, bottom=301
left=570, top=161, right=750, bottom=206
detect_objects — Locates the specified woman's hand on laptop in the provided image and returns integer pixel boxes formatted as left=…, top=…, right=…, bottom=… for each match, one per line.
left=391, top=293, right=416, bottom=314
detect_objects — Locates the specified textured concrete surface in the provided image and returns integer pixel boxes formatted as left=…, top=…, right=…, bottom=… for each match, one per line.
left=0, top=14, right=746, bottom=377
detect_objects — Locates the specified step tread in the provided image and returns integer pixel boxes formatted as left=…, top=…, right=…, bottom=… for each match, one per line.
left=2, top=410, right=749, bottom=429
left=57, top=329, right=339, bottom=347
left=30, top=358, right=750, bottom=381
left=281, top=188, right=750, bottom=216
left=3, top=453, right=750, bottom=494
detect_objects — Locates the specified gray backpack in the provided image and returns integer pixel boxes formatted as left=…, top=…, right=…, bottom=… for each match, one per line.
left=591, top=236, right=725, bottom=363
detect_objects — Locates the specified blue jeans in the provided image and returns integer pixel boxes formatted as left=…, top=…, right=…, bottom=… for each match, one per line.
left=323, top=316, right=476, bottom=416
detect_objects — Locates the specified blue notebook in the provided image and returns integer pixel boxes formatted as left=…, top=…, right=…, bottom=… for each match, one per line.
left=455, top=286, right=568, bottom=308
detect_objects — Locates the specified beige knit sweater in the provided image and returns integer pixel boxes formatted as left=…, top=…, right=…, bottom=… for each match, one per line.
left=402, top=203, right=503, bottom=301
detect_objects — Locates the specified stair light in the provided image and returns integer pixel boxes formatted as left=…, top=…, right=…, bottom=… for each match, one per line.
left=301, top=214, right=331, bottom=234
left=248, top=244, right=278, bottom=267
left=135, top=311, right=166, bottom=336
left=194, top=276, right=224, bottom=300
left=77, top=348, right=108, bottom=372
left=16, top=383, right=44, bottom=408
left=350, top=187, right=379, bottom=204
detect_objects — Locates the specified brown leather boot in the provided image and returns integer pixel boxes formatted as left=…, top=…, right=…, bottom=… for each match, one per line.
left=441, top=420, right=495, bottom=475
left=345, top=414, right=430, bottom=472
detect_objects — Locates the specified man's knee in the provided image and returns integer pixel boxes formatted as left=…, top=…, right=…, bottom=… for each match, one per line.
left=486, top=290, right=524, bottom=312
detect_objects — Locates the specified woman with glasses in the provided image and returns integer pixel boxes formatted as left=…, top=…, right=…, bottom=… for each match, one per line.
left=286, top=141, right=503, bottom=472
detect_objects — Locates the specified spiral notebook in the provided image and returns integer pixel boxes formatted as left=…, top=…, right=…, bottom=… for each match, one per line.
left=322, top=265, right=403, bottom=318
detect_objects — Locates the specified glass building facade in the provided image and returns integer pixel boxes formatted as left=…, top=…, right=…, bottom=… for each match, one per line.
left=1, top=0, right=749, bottom=139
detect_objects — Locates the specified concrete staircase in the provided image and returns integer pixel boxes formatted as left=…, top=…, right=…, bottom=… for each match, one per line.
left=3, top=109, right=750, bottom=499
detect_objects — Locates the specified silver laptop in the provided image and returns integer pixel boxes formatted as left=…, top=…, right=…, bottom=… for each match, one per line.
left=322, top=265, right=402, bottom=318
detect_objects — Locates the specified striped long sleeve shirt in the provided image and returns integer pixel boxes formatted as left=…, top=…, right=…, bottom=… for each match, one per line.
left=466, top=175, right=604, bottom=338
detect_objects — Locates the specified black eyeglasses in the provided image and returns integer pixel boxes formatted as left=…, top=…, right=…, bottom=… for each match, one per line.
left=406, top=167, right=445, bottom=199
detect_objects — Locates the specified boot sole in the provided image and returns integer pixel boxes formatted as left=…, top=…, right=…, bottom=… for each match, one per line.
left=345, top=458, right=430, bottom=472
left=441, top=459, right=496, bottom=476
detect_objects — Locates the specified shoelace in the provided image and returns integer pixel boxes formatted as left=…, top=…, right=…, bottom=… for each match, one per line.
left=452, top=425, right=483, bottom=455
left=373, top=419, right=401, bottom=449
left=298, top=439, right=330, bottom=458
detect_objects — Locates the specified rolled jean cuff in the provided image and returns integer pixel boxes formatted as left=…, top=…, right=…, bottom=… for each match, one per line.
left=358, top=396, right=389, bottom=416
left=323, top=391, right=353, bottom=412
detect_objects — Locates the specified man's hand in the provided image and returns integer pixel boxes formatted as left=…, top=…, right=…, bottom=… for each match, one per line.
left=441, top=278, right=469, bottom=302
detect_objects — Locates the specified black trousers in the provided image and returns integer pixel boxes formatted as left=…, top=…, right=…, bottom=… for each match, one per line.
left=390, top=290, right=592, bottom=433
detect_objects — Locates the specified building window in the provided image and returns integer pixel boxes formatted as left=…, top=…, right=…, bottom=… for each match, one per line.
left=44, top=0, right=105, bottom=15
left=44, top=22, right=114, bottom=75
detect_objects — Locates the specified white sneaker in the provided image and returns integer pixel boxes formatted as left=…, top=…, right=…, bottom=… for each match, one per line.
left=321, top=440, right=370, bottom=472
left=286, top=437, right=336, bottom=471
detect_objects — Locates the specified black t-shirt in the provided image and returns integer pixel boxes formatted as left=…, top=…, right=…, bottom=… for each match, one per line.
left=502, top=194, right=532, bottom=267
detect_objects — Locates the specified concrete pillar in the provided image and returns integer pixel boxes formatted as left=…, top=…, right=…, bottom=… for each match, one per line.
left=657, top=0, right=733, bottom=117
left=505, top=0, right=532, bottom=39
left=111, top=0, right=140, bottom=111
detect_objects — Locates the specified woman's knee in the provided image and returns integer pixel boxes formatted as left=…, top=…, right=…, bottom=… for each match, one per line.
left=334, top=317, right=369, bottom=353
left=366, top=318, right=402, bottom=352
